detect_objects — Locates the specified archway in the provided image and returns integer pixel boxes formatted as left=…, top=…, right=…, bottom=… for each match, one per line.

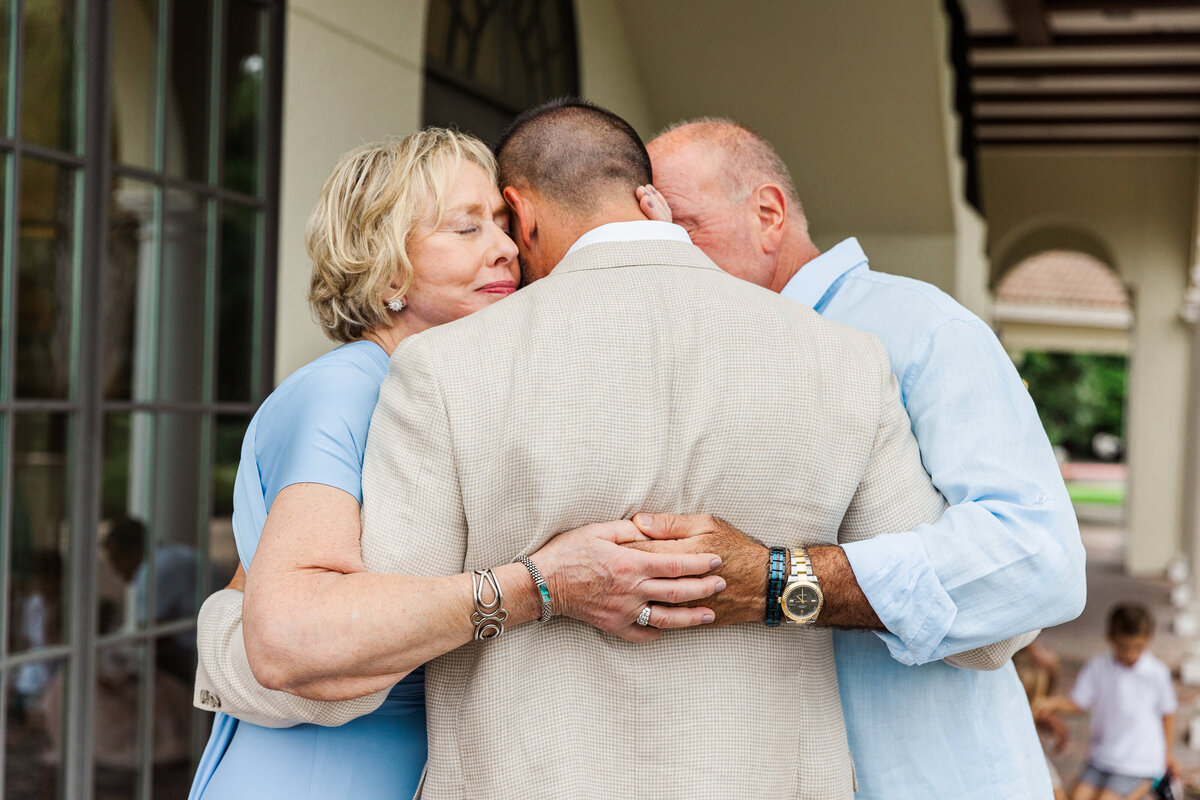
left=994, top=245, right=1132, bottom=561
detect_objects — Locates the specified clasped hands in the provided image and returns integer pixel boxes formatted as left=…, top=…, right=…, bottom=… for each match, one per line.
left=532, top=513, right=768, bottom=643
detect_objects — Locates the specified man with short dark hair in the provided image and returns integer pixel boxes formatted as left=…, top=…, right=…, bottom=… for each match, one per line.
left=352, top=98, right=949, bottom=799
left=642, top=117, right=1086, bottom=799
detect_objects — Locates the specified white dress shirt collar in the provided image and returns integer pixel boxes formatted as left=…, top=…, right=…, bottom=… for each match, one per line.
left=564, top=220, right=692, bottom=258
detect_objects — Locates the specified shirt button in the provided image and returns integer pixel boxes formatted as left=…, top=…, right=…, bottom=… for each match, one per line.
left=1035, top=493, right=1048, bottom=504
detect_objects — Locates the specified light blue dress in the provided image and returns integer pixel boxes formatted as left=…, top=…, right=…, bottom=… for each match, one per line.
left=188, top=340, right=427, bottom=800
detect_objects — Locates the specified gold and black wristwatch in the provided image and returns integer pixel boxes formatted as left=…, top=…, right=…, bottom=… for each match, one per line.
left=779, top=548, right=824, bottom=624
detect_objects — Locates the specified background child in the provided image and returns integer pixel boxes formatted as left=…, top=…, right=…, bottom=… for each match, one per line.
left=1038, top=603, right=1178, bottom=800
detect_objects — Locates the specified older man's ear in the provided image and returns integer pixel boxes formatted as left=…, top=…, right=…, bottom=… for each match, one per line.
left=753, top=183, right=788, bottom=255
left=502, top=186, right=536, bottom=251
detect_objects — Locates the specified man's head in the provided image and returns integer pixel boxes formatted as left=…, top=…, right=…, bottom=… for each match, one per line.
left=495, top=98, right=652, bottom=282
left=1107, top=603, right=1153, bottom=667
left=647, top=118, right=819, bottom=293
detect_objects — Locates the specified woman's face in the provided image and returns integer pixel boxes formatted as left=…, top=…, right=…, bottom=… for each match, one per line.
left=402, top=162, right=519, bottom=333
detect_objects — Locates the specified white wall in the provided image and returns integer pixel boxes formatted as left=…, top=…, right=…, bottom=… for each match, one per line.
left=982, top=148, right=1200, bottom=575
left=274, top=0, right=427, bottom=381
left=574, top=0, right=654, bottom=139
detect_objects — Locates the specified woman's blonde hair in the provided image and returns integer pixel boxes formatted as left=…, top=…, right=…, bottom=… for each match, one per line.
left=306, top=128, right=498, bottom=343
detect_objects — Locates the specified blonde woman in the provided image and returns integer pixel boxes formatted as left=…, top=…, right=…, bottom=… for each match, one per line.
left=187, top=129, right=725, bottom=799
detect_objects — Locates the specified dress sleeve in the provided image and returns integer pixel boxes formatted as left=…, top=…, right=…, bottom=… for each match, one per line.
left=254, top=363, right=381, bottom=509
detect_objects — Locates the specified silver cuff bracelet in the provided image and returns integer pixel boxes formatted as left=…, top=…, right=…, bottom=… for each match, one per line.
left=471, top=568, right=508, bottom=640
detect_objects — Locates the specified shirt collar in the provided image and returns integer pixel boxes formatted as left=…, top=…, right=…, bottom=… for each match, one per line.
left=780, top=237, right=869, bottom=309
left=564, top=220, right=692, bottom=258
left=1113, top=652, right=1152, bottom=674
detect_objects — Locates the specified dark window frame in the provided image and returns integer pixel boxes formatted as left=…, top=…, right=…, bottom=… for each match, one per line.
left=423, top=0, right=579, bottom=145
left=0, top=0, right=283, bottom=796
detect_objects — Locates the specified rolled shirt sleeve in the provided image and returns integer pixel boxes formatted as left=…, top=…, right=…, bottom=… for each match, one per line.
left=842, top=317, right=1086, bottom=664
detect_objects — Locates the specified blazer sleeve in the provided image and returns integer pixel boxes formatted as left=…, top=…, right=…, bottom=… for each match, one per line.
left=360, top=335, right=468, bottom=578
left=838, top=346, right=1031, bottom=671
left=193, top=589, right=389, bottom=727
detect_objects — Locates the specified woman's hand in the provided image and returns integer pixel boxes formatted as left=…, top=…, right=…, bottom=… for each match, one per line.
left=530, top=519, right=724, bottom=643
left=636, top=184, right=672, bottom=223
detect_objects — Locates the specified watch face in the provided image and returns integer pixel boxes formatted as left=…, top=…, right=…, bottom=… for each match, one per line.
left=783, top=584, right=821, bottom=620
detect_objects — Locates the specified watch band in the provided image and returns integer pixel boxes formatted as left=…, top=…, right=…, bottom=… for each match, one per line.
left=790, top=549, right=817, bottom=585
left=765, top=547, right=788, bottom=626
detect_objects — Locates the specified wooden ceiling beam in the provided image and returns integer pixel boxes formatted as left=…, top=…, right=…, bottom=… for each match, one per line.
left=1043, top=0, right=1200, bottom=11
left=971, top=32, right=1200, bottom=48
left=977, top=114, right=1200, bottom=125
left=973, top=73, right=1200, bottom=93
left=972, top=64, right=1200, bottom=77
left=980, top=137, right=1200, bottom=147
left=976, top=99, right=1200, bottom=118
left=971, top=44, right=1200, bottom=67
left=975, top=91, right=1200, bottom=103
left=978, top=122, right=1200, bottom=139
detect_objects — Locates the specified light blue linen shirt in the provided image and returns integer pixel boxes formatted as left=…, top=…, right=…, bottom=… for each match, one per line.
left=782, top=238, right=1086, bottom=798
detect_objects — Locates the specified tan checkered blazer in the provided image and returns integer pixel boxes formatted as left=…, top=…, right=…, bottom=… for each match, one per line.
left=358, top=239, right=945, bottom=800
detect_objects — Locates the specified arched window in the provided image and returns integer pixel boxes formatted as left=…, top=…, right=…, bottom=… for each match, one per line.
left=995, top=250, right=1131, bottom=466
left=424, top=0, right=579, bottom=144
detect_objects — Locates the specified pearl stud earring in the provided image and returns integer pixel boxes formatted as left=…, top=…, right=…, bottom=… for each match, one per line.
left=387, top=297, right=405, bottom=312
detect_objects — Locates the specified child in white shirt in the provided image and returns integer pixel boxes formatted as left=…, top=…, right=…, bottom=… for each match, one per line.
left=1039, top=603, right=1177, bottom=800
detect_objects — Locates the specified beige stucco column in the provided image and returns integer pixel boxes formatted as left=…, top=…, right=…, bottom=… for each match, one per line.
left=1179, top=165, right=1200, bottom=589
left=274, top=0, right=427, bottom=382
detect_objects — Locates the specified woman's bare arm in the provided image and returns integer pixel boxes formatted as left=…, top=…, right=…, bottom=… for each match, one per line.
left=242, top=482, right=727, bottom=701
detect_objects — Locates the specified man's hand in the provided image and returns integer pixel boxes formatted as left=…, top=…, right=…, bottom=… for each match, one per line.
left=627, top=514, right=768, bottom=626
left=530, top=520, right=726, bottom=643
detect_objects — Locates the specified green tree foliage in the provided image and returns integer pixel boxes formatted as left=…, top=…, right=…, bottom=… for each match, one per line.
left=1016, top=351, right=1126, bottom=459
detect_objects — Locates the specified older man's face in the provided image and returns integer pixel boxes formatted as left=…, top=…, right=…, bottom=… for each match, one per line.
left=647, top=138, right=771, bottom=289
